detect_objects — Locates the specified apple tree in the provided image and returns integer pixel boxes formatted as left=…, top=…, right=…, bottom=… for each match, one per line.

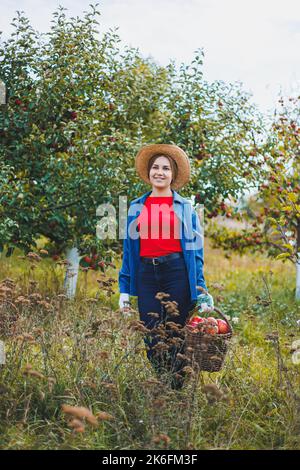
left=0, top=5, right=171, bottom=296
left=207, top=95, right=300, bottom=300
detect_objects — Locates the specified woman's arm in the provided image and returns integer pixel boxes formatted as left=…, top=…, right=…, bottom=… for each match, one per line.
left=191, top=207, right=208, bottom=291
left=118, top=218, right=131, bottom=295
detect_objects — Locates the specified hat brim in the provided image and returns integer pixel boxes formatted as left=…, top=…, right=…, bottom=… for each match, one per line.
left=135, top=144, right=190, bottom=190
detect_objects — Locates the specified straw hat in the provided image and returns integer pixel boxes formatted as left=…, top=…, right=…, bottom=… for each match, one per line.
left=135, top=144, right=190, bottom=190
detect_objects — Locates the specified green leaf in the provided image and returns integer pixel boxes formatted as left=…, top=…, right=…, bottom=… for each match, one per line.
left=282, top=243, right=293, bottom=251
left=275, top=252, right=291, bottom=260
left=288, top=193, right=298, bottom=203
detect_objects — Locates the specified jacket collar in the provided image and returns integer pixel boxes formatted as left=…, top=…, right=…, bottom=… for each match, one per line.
left=131, top=189, right=186, bottom=206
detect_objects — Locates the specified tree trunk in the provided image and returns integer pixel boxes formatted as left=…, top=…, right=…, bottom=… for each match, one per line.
left=296, top=258, right=300, bottom=301
left=296, top=221, right=300, bottom=301
left=64, top=246, right=80, bottom=299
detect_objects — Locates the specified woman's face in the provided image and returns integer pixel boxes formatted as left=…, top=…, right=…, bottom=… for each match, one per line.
left=149, top=156, right=173, bottom=190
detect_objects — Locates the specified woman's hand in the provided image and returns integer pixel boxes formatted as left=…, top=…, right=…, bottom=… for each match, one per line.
left=196, top=292, right=214, bottom=313
left=119, top=293, right=132, bottom=316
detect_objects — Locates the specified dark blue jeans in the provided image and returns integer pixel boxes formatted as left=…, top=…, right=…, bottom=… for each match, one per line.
left=136, top=255, right=196, bottom=385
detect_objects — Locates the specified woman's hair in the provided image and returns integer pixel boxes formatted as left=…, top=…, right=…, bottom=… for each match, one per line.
left=147, top=154, right=178, bottom=185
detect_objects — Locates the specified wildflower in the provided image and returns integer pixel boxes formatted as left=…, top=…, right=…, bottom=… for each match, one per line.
left=61, top=405, right=98, bottom=427
left=48, top=377, right=56, bottom=392
left=100, top=382, right=118, bottom=393
left=168, top=337, right=184, bottom=347
left=16, top=333, right=35, bottom=342
left=0, top=285, right=11, bottom=292
left=29, top=293, right=43, bottom=301
left=23, top=365, right=45, bottom=380
left=142, top=378, right=162, bottom=386
left=152, top=433, right=171, bottom=447
left=167, top=310, right=180, bottom=317
left=208, top=355, right=222, bottom=363
left=165, top=321, right=182, bottom=332
left=128, top=320, right=150, bottom=334
left=37, top=300, right=52, bottom=310
left=69, top=418, right=85, bottom=433
left=1, top=278, right=15, bottom=287
left=176, top=353, right=188, bottom=361
left=15, top=296, right=30, bottom=305
left=26, top=252, right=42, bottom=262
left=152, top=342, right=170, bottom=352
left=202, top=383, right=224, bottom=402
left=231, top=317, right=239, bottom=324
left=265, top=331, right=279, bottom=342
left=152, top=399, right=165, bottom=408
left=147, top=312, right=160, bottom=318
left=162, top=300, right=178, bottom=313
left=95, top=411, right=114, bottom=421
left=155, top=292, right=170, bottom=300
left=152, top=325, right=168, bottom=338
left=210, top=283, right=225, bottom=291
left=98, top=351, right=109, bottom=361
left=182, top=366, right=195, bottom=375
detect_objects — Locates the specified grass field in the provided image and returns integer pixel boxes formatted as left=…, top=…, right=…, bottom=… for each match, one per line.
left=0, top=239, right=300, bottom=450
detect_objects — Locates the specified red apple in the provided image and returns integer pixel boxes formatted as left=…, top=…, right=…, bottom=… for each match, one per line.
left=69, top=111, right=77, bottom=120
left=188, top=316, right=204, bottom=326
left=207, top=317, right=218, bottom=326
left=217, top=319, right=229, bottom=334
left=204, top=323, right=218, bottom=335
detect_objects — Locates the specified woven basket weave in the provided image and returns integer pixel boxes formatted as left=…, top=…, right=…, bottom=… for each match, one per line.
left=184, top=307, right=233, bottom=372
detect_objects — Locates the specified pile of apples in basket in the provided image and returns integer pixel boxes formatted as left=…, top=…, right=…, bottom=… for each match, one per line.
left=187, top=315, right=230, bottom=335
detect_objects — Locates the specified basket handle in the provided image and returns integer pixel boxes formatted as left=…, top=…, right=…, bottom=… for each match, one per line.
left=186, top=305, right=233, bottom=334
left=212, top=306, right=233, bottom=334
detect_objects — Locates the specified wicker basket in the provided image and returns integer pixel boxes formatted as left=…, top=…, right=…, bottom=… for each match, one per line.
left=184, top=307, right=233, bottom=372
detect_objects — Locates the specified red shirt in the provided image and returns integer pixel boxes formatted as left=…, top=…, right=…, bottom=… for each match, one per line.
left=137, top=196, right=183, bottom=257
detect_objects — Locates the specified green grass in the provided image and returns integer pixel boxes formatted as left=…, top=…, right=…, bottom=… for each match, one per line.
left=0, top=242, right=300, bottom=450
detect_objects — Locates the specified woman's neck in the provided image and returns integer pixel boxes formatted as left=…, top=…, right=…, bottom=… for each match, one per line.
left=150, top=188, right=173, bottom=197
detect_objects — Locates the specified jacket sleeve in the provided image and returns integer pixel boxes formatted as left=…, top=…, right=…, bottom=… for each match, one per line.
left=118, top=211, right=130, bottom=295
left=192, top=207, right=208, bottom=291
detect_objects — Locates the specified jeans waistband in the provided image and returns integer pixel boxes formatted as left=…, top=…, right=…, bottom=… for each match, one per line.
left=140, top=252, right=183, bottom=266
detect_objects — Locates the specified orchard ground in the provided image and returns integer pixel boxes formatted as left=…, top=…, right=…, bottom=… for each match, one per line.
left=0, top=238, right=300, bottom=450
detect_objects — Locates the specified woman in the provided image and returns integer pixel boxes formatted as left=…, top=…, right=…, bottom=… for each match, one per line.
left=118, top=144, right=213, bottom=389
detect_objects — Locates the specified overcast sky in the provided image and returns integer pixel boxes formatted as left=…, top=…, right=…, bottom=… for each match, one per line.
left=1, top=0, right=299, bottom=116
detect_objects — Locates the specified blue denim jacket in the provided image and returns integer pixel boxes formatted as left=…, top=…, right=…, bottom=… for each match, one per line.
left=118, top=189, right=207, bottom=302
